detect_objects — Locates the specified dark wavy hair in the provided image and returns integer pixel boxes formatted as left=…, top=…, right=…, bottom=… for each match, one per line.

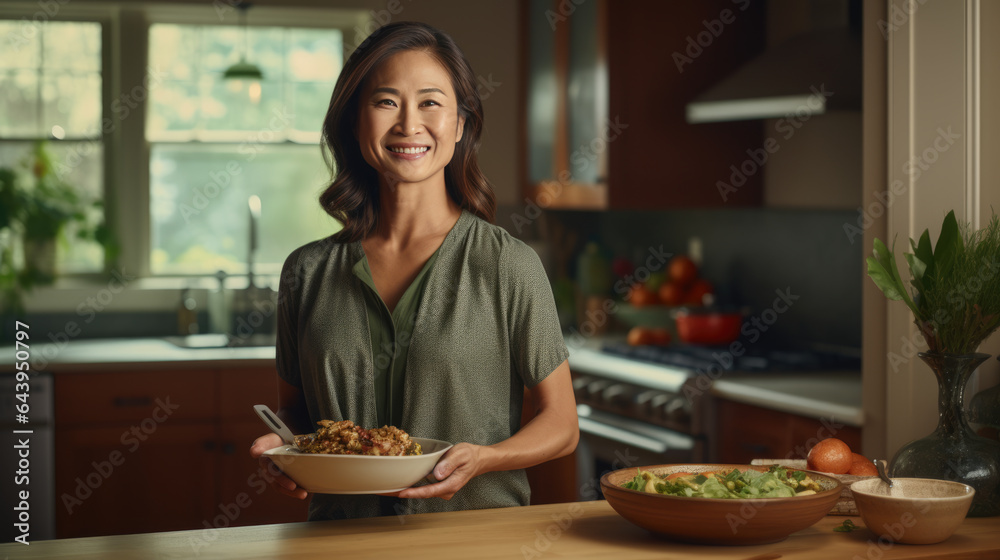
left=318, top=21, right=496, bottom=242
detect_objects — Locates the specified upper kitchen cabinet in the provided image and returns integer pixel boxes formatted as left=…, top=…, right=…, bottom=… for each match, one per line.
left=521, top=0, right=767, bottom=210
left=522, top=0, right=609, bottom=209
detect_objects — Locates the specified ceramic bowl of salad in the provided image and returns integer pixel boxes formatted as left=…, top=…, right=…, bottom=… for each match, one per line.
left=600, top=463, right=843, bottom=545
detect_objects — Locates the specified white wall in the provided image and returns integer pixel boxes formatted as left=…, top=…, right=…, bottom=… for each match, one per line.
left=872, top=0, right=1000, bottom=459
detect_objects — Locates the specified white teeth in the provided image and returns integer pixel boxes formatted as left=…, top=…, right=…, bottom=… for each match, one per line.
left=389, top=146, right=429, bottom=154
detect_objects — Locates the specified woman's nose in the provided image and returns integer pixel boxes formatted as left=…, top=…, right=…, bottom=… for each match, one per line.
left=394, top=106, right=422, bottom=135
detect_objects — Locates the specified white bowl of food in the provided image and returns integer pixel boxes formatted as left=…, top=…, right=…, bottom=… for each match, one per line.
left=263, top=420, right=452, bottom=494
left=850, top=478, right=975, bottom=544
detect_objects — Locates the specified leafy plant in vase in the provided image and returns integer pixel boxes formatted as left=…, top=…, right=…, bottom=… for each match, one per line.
left=0, top=142, right=113, bottom=314
left=867, top=210, right=1000, bottom=517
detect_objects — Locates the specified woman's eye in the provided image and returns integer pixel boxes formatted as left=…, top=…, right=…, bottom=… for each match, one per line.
left=376, top=99, right=396, bottom=107
left=422, top=100, right=441, bottom=107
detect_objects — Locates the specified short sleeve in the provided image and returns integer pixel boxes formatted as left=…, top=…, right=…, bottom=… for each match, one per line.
left=276, top=248, right=303, bottom=388
left=499, top=239, right=569, bottom=388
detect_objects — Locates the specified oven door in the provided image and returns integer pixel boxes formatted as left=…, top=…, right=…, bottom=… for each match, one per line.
left=575, top=404, right=701, bottom=500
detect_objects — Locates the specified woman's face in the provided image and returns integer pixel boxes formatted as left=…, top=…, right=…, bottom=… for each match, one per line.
left=356, top=49, right=465, bottom=190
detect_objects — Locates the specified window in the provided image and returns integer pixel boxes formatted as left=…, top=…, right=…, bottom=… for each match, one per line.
left=0, top=20, right=105, bottom=273
left=146, top=24, right=343, bottom=275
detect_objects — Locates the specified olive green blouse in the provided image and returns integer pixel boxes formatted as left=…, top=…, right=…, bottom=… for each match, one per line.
left=353, top=248, right=440, bottom=428
left=276, top=210, right=569, bottom=520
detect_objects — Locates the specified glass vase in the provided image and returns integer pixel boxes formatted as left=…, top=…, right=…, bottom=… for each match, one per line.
left=889, top=352, right=1000, bottom=517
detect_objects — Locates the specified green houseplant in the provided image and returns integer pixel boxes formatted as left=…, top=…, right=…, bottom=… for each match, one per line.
left=0, top=141, right=111, bottom=313
left=867, top=210, right=1000, bottom=517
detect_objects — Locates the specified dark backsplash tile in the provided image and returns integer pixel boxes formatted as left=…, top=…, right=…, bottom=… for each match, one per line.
left=548, top=207, right=863, bottom=349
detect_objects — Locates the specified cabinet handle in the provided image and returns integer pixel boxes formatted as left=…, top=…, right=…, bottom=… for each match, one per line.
left=223, top=442, right=235, bottom=455
left=113, top=396, right=153, bottom=408
left=204, top=441, right=216, bottom=451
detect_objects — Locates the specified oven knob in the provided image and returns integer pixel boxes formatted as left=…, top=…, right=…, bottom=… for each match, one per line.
left=650, top=393, right=672, bottom=415
left=586, top=379, right=612, bottom=401
left=602, top=384, right=631, bottom=409
left=662, top=396, right=691, bottom=423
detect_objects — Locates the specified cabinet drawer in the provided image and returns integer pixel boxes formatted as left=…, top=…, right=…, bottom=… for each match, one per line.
left=56, top=370, right=217, bottom=425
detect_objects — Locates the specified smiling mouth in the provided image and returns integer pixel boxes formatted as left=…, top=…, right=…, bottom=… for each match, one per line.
left=388, top=146, right=429, bottom=154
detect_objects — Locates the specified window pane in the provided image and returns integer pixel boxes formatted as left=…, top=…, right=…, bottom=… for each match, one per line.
left=147, top=81, right=200, bottom=135
left=149, top=143, right=339, bottom=275
left=42, top=72, right=102, bottom=136
left=149, top=25, right=200, bottom=81
left=0, top=70, right=39, bottom=137
left=43, top=22, right=102, bottom=72
left=201, top=78, right=286, bottom=133
left=0, top=141, right=105, bottom=273
left=0, top=20, right=41, bottom=69
left=147, top=24, right=341, bottom=142
left=288, top=29, right=342, bottom=82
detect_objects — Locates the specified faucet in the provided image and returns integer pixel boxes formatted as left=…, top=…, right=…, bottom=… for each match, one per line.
left=248, top=194, right=261, bottom=289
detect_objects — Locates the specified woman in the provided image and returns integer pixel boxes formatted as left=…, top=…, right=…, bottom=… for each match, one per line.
left=249, top=21, right=578, bottom=520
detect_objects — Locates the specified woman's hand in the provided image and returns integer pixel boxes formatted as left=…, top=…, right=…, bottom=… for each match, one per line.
left=250, top=432, right=309, bottom=500
left=396, top=443, right=487, bottom=500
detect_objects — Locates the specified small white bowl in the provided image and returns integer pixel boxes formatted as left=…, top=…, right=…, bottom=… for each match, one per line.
left=263, top=437, right=452, bottom=494
left=850, top=478, right=975, bottom=544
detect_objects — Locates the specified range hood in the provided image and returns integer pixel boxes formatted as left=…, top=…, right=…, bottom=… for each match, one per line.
left=686, top=19, right=861, bottom=123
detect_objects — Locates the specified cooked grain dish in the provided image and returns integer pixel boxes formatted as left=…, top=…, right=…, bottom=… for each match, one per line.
left=295, top=420, right=422, bottom=456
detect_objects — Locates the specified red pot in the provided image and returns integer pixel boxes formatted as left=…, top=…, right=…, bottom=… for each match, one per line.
left=674, top=308, right=744, bottom=346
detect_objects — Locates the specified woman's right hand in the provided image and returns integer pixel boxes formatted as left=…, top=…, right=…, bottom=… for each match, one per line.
left=250, top=432, right=309, bottom=500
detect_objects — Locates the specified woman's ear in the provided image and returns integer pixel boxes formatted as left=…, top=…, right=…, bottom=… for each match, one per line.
left=456, top=114, right=465, bottom=143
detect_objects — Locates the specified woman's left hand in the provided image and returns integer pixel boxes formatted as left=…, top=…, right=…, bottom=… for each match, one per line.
left=396, top=443, right=486, bottom=500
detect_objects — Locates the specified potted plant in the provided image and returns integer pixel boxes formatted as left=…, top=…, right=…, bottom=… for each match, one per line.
left=867, top=210, right=1000, bottom=517
left=0, top=141, right=112, bottom=314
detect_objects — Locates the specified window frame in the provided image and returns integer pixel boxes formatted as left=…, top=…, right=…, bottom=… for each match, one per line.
left=0, top=3, right=367, bottom=285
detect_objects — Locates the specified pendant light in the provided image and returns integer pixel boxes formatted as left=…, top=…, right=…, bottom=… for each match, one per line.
left=223, top=2, right=263, bottom=104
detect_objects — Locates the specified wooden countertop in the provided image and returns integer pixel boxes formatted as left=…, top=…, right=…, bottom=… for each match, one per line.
left=3, top=501, right=997, bottom=559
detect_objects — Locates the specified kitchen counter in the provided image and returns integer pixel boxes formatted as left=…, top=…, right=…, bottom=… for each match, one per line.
left=3, top=501, right=997, bottom=559
left=712, top=371, right=864, bottom=426
left=0, top=336, right=275, bottom=372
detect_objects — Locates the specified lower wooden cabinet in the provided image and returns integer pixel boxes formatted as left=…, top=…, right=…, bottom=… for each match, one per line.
left=54, top=366, right=308, bottom=538
left=713, top=398, right=862, bottom=464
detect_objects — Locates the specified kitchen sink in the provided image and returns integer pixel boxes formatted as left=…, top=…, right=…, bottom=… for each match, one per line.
left=165, top=333, right=276, bottom=349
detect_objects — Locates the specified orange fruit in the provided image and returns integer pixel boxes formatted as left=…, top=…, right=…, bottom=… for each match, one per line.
left=657, top=282, right=686, bottom=306
left=848, top=453, right=878, bottom=476
left=806, top=438, right=853, bottom=474
left=627, top=326, right=654, bottom=346
left=669, top=255, right=699, bottom=288
left=627, top=284, right=658, bottom=307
